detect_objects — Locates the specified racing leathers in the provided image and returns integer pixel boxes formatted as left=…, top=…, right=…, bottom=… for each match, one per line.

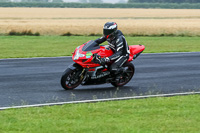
left=95, top=30, right=130, bottom=74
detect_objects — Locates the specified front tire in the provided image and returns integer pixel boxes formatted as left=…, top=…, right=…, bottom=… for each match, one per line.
left=61, top=68, right=83, bottom=90
left=111, top=63, right=135, bottom=87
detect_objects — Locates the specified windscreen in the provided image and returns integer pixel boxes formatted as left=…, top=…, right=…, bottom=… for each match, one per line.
left=82, top=40, right=100, bottom=51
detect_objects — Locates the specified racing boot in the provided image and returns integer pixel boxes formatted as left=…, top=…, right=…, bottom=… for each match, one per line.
left=114, top=68, right=124, bottom=82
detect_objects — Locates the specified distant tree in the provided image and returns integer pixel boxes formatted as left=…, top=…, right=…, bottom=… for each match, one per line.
left=0, top=0, right=10, bottom=2
left=21, top=0, right=48, bottom=2
left=128, top=0, right=200, bottom=3
left=79, top=0, right=87, bottom=3
left=88, top=0, right=102, bottom=3
left=52, top=0, right=63, bottom=2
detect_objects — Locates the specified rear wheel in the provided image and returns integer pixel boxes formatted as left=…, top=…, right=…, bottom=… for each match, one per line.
left=61, top=68, right=83, bottom=90
left=111, top=63, right=135, bottom=87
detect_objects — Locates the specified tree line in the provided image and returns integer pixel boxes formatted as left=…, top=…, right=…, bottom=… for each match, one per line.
left=0, top=0, right=104, bottom=2
left=0, top=0, right=199, bottom=3
left=0, top=0, right=63, bottom=2
left=0, top=2, right=199, bottom=9
left=128, top=0, right=199, bottom=3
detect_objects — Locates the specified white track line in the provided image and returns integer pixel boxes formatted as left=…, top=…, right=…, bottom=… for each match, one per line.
left=0, top=91, right=200, bottom=110
left=0, top=52, right=199, bottom=60
left=0, top=56, right=68, bottom=60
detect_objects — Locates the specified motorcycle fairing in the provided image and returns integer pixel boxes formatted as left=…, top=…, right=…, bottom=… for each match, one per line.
left=72, top=40, right=145, bottom=68
left=72, top=41, right=113, bottom=68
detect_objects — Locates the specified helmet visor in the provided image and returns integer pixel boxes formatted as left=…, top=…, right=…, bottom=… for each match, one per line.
left=103, top=29, right=115, bottom=36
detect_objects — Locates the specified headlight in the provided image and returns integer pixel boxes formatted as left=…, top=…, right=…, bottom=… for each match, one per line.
left=74, top=50, right=85, bottom=60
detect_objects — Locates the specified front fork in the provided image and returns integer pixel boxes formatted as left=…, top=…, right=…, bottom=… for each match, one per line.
left=80, top=68, right=85, bottom=81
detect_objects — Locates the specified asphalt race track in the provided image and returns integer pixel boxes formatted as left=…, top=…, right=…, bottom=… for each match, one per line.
left=0, top=52, right=200, bottom=107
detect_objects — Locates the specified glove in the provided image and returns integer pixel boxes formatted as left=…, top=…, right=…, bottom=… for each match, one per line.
left=93, top=54, right=110, bottom=66
left=100, top=57, right=110, bottom=66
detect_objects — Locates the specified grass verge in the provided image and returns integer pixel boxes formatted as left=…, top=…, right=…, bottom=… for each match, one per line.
left=0, top=95, right=200, bottom=132
left=0, top=36, right=200, bottom=59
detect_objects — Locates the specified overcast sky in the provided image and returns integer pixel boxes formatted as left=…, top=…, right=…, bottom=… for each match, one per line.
left=63, top=0, right=128, bottom=3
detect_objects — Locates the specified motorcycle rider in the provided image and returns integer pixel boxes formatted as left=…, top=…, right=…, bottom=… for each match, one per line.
left=94, top=22, right=130, bottom=76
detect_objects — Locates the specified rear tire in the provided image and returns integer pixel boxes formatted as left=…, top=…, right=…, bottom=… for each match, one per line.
left=61, top=68, right=83, bottom=90
left=111, top=63, right=135, bottom=87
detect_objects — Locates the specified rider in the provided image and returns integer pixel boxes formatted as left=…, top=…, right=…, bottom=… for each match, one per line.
left=95, top=22, right=130, bottom=75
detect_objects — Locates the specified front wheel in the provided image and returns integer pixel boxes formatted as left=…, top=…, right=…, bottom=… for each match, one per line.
left=60, top=68, right=83, bottom=90
left=111, top=63, right=135, bottom=87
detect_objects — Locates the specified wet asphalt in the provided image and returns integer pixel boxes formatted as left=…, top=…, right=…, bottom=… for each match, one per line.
left=0, top=52, right=200, bottom=107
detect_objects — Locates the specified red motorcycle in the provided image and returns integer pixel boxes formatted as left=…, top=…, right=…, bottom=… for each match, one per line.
left=61, top=40, right=145, bottom=90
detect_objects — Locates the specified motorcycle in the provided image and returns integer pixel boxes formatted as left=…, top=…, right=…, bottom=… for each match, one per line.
left=61, top=40, right=145, bottom=90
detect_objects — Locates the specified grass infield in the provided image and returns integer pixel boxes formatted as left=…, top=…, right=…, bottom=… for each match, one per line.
left=0, top=95, right=200, bottom=132
left=0, top=36, right=200, bottom=59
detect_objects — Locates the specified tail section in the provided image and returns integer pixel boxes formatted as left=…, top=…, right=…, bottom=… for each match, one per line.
left=128, top=45, right=145, bottom=61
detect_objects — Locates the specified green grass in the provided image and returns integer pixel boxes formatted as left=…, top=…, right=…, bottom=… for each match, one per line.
left=0, top=36, right=199, bottom=59
left=0, top=95, right=200, bottom=132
